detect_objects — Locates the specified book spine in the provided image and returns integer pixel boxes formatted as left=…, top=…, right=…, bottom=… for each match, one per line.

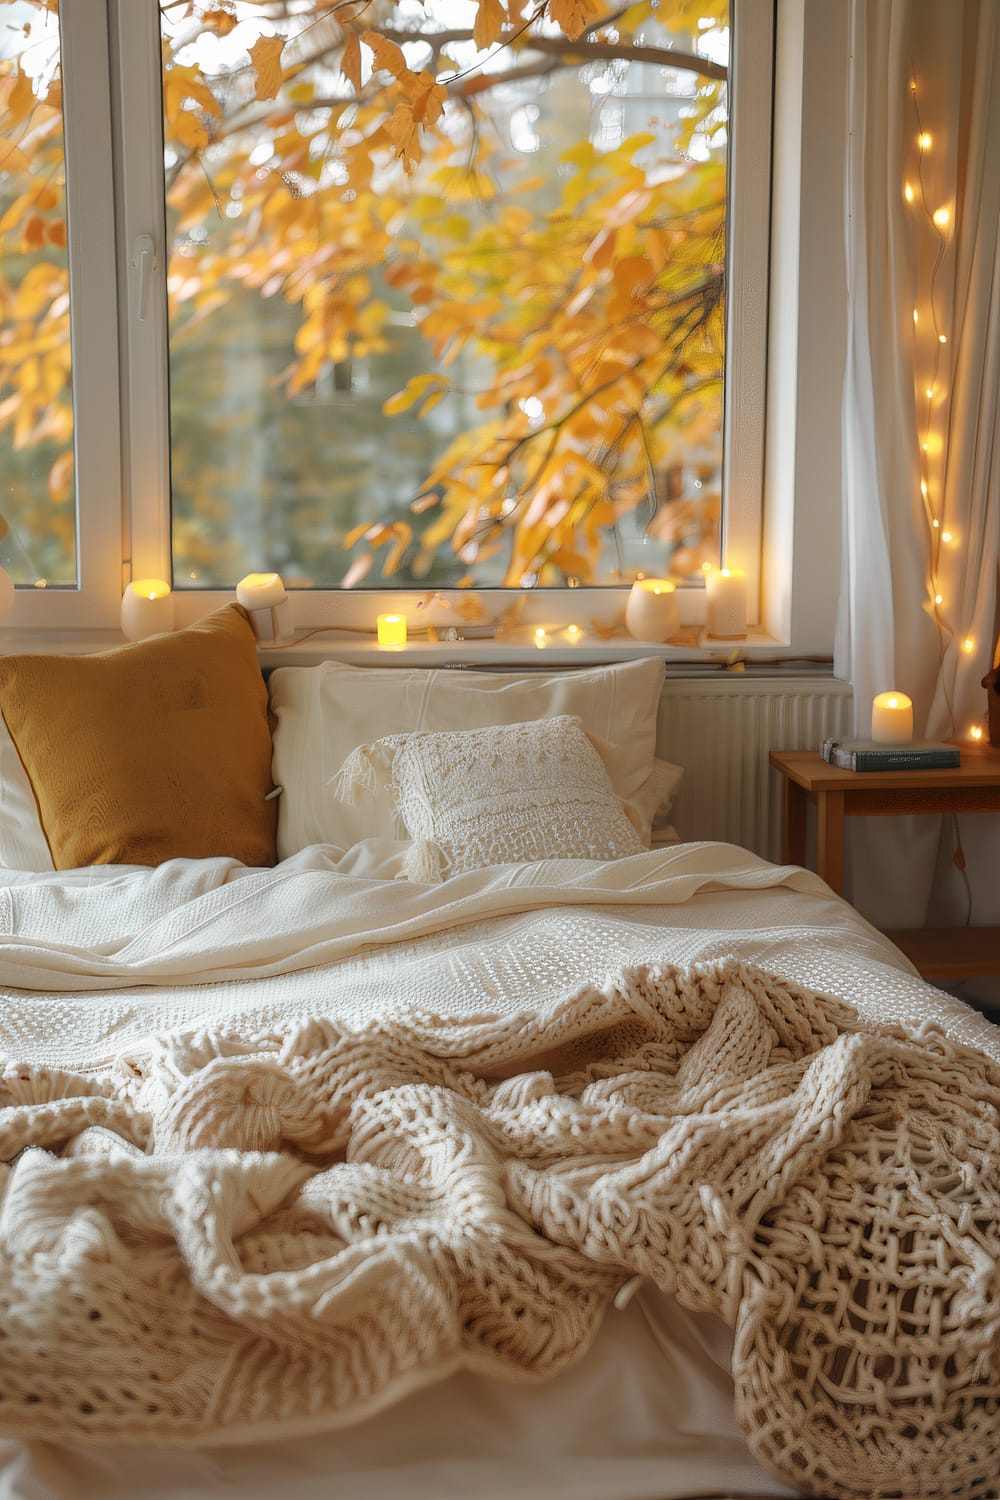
left=832, top=750, right=960, bottom=771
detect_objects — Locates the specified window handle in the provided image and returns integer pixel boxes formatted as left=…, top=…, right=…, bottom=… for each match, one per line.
left=130, top=233, right=158, bottom=323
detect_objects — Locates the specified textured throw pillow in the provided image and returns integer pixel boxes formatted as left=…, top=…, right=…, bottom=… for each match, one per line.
left=0, top=604, right=277, bottom=870
left=270, top=655, right=668, bottom=858
left=330, top=714, right=645, bottom=881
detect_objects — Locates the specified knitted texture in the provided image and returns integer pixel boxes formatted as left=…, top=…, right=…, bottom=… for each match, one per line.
left=329, top=714, right=645, bottom=880
left=0, top=957, right=997, bottom=1497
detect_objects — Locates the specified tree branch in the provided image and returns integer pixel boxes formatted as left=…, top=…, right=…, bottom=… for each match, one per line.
left=378, top=27, right=727, bottom=83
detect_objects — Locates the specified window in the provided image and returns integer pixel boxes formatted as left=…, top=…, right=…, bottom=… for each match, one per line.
left=0, top=0, right=775, bottom=638
left=0, top=0, right=120, bottom=627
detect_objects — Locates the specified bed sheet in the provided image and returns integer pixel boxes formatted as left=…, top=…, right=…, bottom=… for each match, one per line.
left=0, top=841, right=994, bottom=1500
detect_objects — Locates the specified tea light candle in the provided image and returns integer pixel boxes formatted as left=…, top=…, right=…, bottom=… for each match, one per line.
left=377, top=612, right=407, bottom=648
left=121, top=579, right=174, bottom=642
left=871, top=691, right=913, bottom=744
left=705, top=568, right=747, bottom=639
left=625, top=579, right=680, bottom=643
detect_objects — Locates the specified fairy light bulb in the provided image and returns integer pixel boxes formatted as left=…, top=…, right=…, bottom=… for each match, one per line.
left=970, top=725, right=984, bottom=741
left=941, top=531, right=953, bottom=543
left=938, top=334, right=948, bottom=344
left=962, top=638, right=975, bottom=653
left=904, top=183, right=914, bottom=202
left=934, top=593, right=943, bottom=605
left=932, top=207, right=950, bottom=228
left=932, top=518, right=940, bottom=528
left=918, top=132, right=932, bottom=149
left=533, top=627, right=546, bottom=647
left=913, top=309, right=919, bottom=324
left=920, top=481, right=928, bottom=497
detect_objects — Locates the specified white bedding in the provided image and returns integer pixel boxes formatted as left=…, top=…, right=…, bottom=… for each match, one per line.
left=0, top=841, right=994, bottom=1500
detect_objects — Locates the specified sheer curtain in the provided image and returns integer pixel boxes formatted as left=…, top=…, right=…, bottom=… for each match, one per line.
left=837, top=0, right=1000, bottom=937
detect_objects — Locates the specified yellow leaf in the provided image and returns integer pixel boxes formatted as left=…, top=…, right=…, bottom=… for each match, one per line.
left=250, top=35, right=285, bottom=102
left=172, top=109, right=209, bottom=153
left=47, top=448, right=73, bottom=503
left=7, top=71, right=34, bottom=126
left=202, top=6, right=238, bottom=35
left=0, top=139, right=29, bottom=175
left=384, top=105, right=422, bottom=171
left=473, top=0, right=507, bottom=51
left=361, top=31, right=406, bottom=80
left=419, top=388, right=446, bottom=418
left=383, top=373, right=447, bottom=415
left=341, top=34, right=362, bottom=94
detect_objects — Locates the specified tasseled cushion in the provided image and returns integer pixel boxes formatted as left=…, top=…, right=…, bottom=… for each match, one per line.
left=328, top=715, right=645, bottom=881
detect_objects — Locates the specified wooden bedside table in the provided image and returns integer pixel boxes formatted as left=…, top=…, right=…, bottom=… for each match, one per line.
left=769, top=745, right=1000, bottom=981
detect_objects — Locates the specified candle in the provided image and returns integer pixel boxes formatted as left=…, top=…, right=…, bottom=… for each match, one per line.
left=377, top=612, right=407, bottom=648
left=871, top=691, right=913, bottom=744
left=236, top=571, right=293, bottom=642
left=121, top=579, right=174, bottom=642
left=236, top=572, right=287, bottom=610
left=705, top=568, right=747, bottom=639
left=625, top=579, right=680, bottom=643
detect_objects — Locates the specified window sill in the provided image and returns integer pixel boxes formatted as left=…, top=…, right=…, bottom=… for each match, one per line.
left=0, top=624, right=783, bottom=666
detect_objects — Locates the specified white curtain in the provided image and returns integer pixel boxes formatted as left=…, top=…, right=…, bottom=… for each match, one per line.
left=837, top=0, right=1000, bottom=936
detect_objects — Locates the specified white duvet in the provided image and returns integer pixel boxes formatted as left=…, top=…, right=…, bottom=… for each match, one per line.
left=0, top=841, right=994, bottom=1500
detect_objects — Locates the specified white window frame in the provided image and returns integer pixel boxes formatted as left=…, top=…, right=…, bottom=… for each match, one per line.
left=6, top=0, right=123, bottom=631
left=108, top=0, right=777, bottom=658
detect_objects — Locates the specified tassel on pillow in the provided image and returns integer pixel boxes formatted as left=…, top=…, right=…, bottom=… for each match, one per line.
left=328, top=740, right=397, bottom=806
left=399, top=837, right=447, bottom=884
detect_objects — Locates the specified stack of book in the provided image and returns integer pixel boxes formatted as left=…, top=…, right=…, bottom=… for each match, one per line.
left=821, top=738, right=961, bottom=771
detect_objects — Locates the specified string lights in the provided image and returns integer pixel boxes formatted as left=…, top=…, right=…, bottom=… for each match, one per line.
left=906, top=70, right=985, bottom=744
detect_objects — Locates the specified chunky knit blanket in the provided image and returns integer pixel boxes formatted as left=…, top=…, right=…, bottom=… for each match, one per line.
left=1, top=954, right=997, bottom=1500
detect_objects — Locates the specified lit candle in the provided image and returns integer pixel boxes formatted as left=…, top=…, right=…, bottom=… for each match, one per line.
left=871, top=691, right=913, bottom=745
left=377, top=613, right=407, bottom=648
left=625, top=579, right=680, bottom=643
left=705, top=568, right=747, bottom=639
left=121, top=579, right=174, bottom=642
left=236, top=571, right=287, bottom=610
left=236, top=571, right=293, bottom=643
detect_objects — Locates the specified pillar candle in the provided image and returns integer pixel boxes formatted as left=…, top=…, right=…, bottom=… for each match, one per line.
left=236, top=572, right=293, bottom=642
left=705, top=568, right=747, bottom=639
left=121, top=579, right=174, bottom=642
left=625, top=579, right=680, bottom=643
left=236, top=572, right=287, bottom=610
left=871, top=691, right=913, bottom=744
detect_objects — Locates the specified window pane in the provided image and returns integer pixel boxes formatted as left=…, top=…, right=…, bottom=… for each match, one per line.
left=0, top=0, right=75, bottom=587
left=162, top=1, right=728, bottom=590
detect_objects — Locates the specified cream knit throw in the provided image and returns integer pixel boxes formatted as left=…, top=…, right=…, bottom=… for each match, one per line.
left=1, top=957, right=997, bottom=1500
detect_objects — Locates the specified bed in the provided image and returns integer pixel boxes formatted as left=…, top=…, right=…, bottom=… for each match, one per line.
left=0, top=605, right=996, bottom=1500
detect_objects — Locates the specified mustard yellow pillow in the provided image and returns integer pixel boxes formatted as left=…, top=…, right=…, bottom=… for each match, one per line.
left=0, top=604, right=277, bottom=870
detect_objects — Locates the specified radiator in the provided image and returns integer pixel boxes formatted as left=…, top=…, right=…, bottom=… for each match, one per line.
left=656, top=675, right=853, bottom=860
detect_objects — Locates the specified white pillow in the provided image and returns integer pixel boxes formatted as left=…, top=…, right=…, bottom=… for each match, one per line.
left=269, top=657, right=672, bottom=859
left=331, top=715, right=645, bottom=881
left=0, top=713, right=54, bottom=871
